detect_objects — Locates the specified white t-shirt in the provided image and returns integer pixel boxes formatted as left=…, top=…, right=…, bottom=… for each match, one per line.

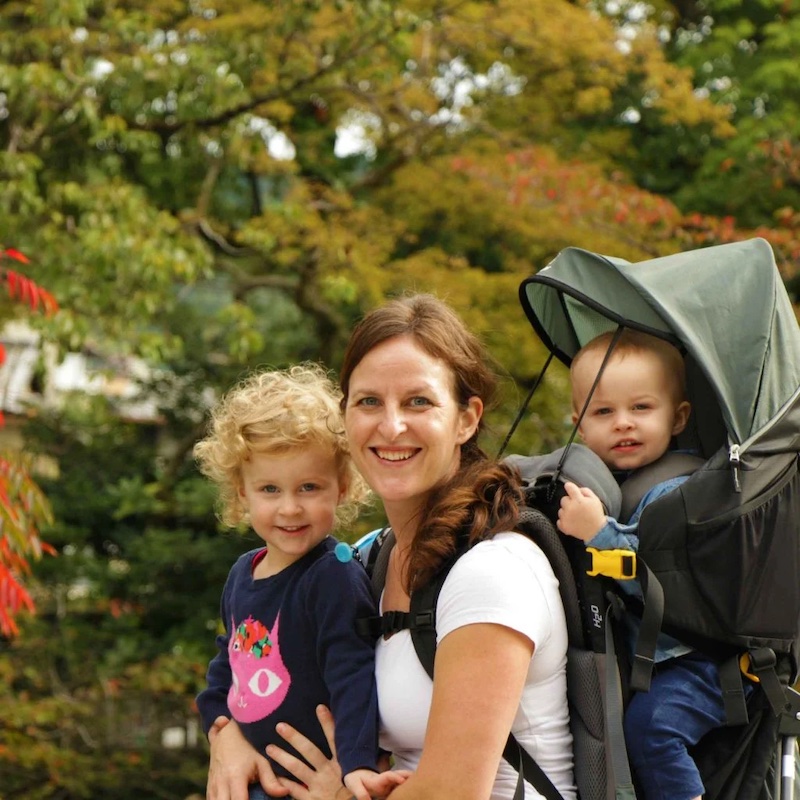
left=376, top=532, right=576, bottom=799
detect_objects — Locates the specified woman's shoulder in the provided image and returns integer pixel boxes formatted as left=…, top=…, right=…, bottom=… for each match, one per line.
left=437, top=531, right=565, bottom=646
left=465, top=530, right=552, bottom=566
left=447, top=531, right=558, bottom=592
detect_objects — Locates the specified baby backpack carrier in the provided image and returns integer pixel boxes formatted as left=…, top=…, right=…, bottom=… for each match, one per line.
left=515, top=237, right=800, bottom=799
left=356, top=237, right=799, bottom=799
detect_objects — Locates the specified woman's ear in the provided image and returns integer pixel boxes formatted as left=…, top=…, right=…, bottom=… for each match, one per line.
left=457, top=396, right=483, bottom=444
left=672, top=401, right=692, bottom=435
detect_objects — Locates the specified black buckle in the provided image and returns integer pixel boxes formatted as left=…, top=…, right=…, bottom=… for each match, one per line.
left=748, top=647, right=777, bottom=673
left=381, top=610, right=410, bottom=635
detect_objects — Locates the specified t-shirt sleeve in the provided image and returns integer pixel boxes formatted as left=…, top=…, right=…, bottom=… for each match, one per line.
left=435, top=533, right=560, bottom=651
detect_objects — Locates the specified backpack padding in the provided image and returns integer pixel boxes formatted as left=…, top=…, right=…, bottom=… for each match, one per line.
left=517, top=507, right=629, bottom=800
left=618, top=451, right=706, bottom=523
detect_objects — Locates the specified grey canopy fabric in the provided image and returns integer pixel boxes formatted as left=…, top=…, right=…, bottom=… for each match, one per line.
left=519, top=237, right=800, bottom=445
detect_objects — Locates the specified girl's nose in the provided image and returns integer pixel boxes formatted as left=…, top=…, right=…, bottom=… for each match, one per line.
left=279, top=494, right=302, bottom=515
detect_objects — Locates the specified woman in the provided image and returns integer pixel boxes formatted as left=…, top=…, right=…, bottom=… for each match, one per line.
left=206, top=294, right=575, bottom=800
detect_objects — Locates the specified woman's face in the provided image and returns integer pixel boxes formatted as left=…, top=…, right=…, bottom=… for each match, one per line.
left=344, top=335, right=482, bottom=514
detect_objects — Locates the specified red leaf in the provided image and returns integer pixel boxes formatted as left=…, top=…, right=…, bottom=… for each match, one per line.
left=2, top=248, right=30, bottom=264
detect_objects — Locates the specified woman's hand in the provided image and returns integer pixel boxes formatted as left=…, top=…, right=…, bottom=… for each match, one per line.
left=206, top=716, right=289, bottom=800
left=266, top=705, right=352, bottom=800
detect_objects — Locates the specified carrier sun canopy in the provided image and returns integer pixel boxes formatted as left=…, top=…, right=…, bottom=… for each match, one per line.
left=519, top=237, right=800, bottom=445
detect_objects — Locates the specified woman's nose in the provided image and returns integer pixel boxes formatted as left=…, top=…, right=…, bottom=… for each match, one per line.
left=378, top=406, right=407, bottom=439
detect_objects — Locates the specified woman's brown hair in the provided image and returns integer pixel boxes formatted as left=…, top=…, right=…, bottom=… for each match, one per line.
left=339, top=294, right=523, bottom=590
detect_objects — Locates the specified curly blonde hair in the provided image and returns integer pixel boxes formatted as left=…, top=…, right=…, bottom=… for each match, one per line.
left=194, top=363, right=370, bottom=529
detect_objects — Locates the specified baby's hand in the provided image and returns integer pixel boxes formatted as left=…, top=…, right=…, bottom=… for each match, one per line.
left=557, top=482, right=606, bottom=542
left=344, top=767, right=412, bottom=800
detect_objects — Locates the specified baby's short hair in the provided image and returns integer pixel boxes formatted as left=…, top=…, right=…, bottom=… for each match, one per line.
left=194, top=363, right=369, bottom=528
left=570, top=329, right=687, bottom=411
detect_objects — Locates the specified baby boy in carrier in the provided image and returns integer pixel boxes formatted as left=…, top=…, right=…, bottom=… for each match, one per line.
left=556, top=329, right=737, bottom=800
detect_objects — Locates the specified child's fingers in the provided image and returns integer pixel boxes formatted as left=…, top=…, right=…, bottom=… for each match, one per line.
left=562, top=481, right=581, bottom=498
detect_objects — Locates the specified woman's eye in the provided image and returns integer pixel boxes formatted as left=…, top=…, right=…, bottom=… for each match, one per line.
left=356, top=396, right=379, bottom=407
left=409, top=396, right=431, bottom=407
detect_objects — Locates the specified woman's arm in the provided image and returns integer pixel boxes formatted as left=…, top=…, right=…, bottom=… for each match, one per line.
left=387, top=622, right=533, bottom=800
left=268, top=627, right=534, bottom=800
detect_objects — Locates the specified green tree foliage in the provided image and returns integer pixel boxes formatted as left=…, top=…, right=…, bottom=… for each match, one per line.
left=610, top=0, right=800, bottom=230
left=1, top=1, right=798, bottom=797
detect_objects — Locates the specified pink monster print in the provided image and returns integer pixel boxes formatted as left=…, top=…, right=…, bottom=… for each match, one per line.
left=228, top=612, right=291, bottom=723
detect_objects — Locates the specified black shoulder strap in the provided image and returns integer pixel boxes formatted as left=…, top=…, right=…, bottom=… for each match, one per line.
left=367, top=527, right=394, bottom=605
left=619, top=451, right=705, bottom=522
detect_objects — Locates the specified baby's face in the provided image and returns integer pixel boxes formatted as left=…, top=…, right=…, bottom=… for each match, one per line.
left=572, top=351, right=689, bottom=472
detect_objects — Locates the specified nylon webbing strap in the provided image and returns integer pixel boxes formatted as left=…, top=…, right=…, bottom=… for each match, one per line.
left=503, top=734, right=563, bottom=800
left=369, top=528, right=394, bottom=605
left=603, top=597, right=638, bottom=800
left=629, top=559, right=664, bottom=693
left=748, top=647, right=791, bottom=717
left=718, top=654, right=749, bottom=727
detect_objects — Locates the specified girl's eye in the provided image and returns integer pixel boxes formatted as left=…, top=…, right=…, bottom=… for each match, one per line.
left=300, top=483, right=319, bottom=492
left=262, top=485, right=279, bottom=494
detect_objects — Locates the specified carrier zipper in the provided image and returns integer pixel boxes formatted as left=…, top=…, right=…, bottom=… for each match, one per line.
left=728, top=444, right=742, bottom=493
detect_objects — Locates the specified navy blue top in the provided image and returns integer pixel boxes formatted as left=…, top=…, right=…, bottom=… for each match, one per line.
left=196, top=537, right=379, bottom=779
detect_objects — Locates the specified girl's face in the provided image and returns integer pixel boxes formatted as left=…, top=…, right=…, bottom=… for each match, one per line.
left=238, top=443, right=345, bottom=575
left=344, top=335, right=481, bottom=519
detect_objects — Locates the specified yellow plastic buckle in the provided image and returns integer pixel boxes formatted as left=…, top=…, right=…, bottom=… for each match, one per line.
left=586, top=547, right=637, bottom=580
left=739, top=653, right=761, bottom=684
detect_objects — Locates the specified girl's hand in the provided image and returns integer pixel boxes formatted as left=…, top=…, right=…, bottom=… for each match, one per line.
left=206, top=717, right=289, bottom=800
left=346, top=768, right=412, bottom=800
left=267, top=705, right=351, bottom=800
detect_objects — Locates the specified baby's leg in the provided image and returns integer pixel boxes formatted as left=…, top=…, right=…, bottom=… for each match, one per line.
left=624, top=653, right=726, bottom=800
